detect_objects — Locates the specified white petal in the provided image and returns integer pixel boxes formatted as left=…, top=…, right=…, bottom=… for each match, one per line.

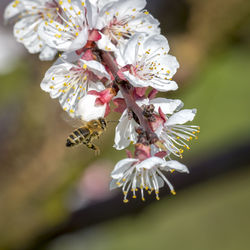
left=138, top=34, right=169, bottom=57
left=69, top=27, right=88, bottom=51
left=137, top=157, right=165, bottom=170
left=150, top=79, right=178, bottom=92
left=77, top=94, right=106, bottom=121
left=14, top=15, right=44, bottom=54
left=39, top=46, right=57, bottom=61
left=4, top=1, right=22, bottom=23
left=96, top=33, right=117, bottom=52
left=111, top=158, right=138, bottom=179
left=110, top=179, right=119, bottom=190
left=166, top=109, right=197, bottom=126
left=149, top=98, right=183, bottom=114
left=79, top=59, right=110, bottom=79
left=122, top=33, right=141, bottom=65
left=114, top=110, right=138, bottom=150
left=161, top=160, right=189, bottom=173
left=123, top=71, right=149, bottom=88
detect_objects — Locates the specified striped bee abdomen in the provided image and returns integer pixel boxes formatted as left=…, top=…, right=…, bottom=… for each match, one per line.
left=66, top=127, right=90, bottom=147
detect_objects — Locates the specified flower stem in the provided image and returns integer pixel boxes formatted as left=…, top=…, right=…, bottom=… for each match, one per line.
left=101, top=51, right=158, bottom=144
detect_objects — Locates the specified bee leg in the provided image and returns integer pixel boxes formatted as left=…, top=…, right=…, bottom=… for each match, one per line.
left=85, top=142, right=100, bottom=155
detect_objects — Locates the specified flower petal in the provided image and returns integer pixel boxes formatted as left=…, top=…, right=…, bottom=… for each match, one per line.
left=166, top=109, right=197, bottom=126
left=114, top=110, right=138, bottom=150
left=136, top=157, right=165, bottom=170
left=149, top=98, right=183, bottom=114
left=39, top=45, right=57, bottom=61
left=161, top=160, right=189, bottom=173
left=111, top=158, right=138, bottom=179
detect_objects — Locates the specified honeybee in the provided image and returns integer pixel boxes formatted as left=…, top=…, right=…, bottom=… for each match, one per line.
left=65, top=116, right=107, bottom=155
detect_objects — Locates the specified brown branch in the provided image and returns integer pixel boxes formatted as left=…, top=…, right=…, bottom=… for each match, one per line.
left=101, top=51, right=158, bottom=144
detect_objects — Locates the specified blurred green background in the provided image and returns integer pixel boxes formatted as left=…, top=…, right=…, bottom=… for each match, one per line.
left=0, top=0, right=250, bottom=249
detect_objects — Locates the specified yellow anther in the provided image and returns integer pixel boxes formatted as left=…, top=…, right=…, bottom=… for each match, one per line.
left=166, top=70, right=170, bottom=74
left=75, top=32, right=79, bottom=36
left=144, top=11, right=149, bottom=15
left=68, top=0, right=71, bottom=3
left=81, top=1, right=85, bottom=6
left=142, top=197, right=146, bottom=202
left=156, top=196, right=160, bottom=201
left=122, top=178, right=126, bottom=182
left=105, top=11, right=110, bottom=15
left=55, top=34, right=61, bottom=38
left=148, top=26, right=152, bottom=29
left=83, top=64, right=87, bottom=69
left=170, top=169, right=175, bottom=173
left=116, top=182, right=121, bottom=186
left=69, top=109, right=74, bottom=113
left=123, top=191, right=128, bottom=195
left=59, top=0, right=63, bottom=5
left=132, top=195, right=137, bottom=199
left=132, top=8, right=136, bottom=11
left=171, top=190, right=176, bottom=195
left=49, top=86, right=54, bottom=89
left=145, top=186, right=149, bottom=190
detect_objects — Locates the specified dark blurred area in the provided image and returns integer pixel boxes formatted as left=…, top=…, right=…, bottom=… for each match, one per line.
left=0, top=0, right=250, bottom=250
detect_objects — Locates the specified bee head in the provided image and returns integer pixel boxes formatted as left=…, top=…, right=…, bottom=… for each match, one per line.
left=99, top=118, right=107, bottom=130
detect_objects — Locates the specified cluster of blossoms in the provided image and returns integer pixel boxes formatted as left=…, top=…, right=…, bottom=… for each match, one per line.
left=5, top=0, right=200, bottom=203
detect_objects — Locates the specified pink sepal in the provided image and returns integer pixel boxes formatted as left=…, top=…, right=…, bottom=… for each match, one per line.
left=88, top=88, right=116, bottom=106
left=104, top=104, right=111, bottom=117
left=126, top=150, right=133, bottom=158
left=134, top=87, right=147, bottom=98
left=105, top=65, right=115, bottom=81
left=80, top=49, right=95, bottom=61
left=117, top=69, right=127, bottom=81
left=76, top=48, right=85, bottom=56
left=88, top=29, right=102, bottom=41
left=158, top=107, right=167, bottom=123
left=148, top=88, right=158, bottom=99
left=149, top=115, right=164, bottom=132
left=154, top=151, right=167, bottom=158
left=113, top=98, right=126, bottom=113
left=134, top=144, right=151, bottom=161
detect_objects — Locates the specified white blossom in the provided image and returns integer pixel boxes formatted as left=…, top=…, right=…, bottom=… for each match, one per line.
left=114, top=98, right=183, bottom=150
left=95, top=0, right=160, bottom=50
left=4, top=0, right=58, bottom=60
left=38, top=0, right=89, bottom=52
left=116, top=33, right=179, bottom=91
left=40, top=58, right=110, bottom=114
left=155, top=109, right=200, bottom=159
left=110, top=156, right=189, bottom=202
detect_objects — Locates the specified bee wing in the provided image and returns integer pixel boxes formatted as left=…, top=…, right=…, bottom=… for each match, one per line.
left=61, top=112, right=85, bottom=128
